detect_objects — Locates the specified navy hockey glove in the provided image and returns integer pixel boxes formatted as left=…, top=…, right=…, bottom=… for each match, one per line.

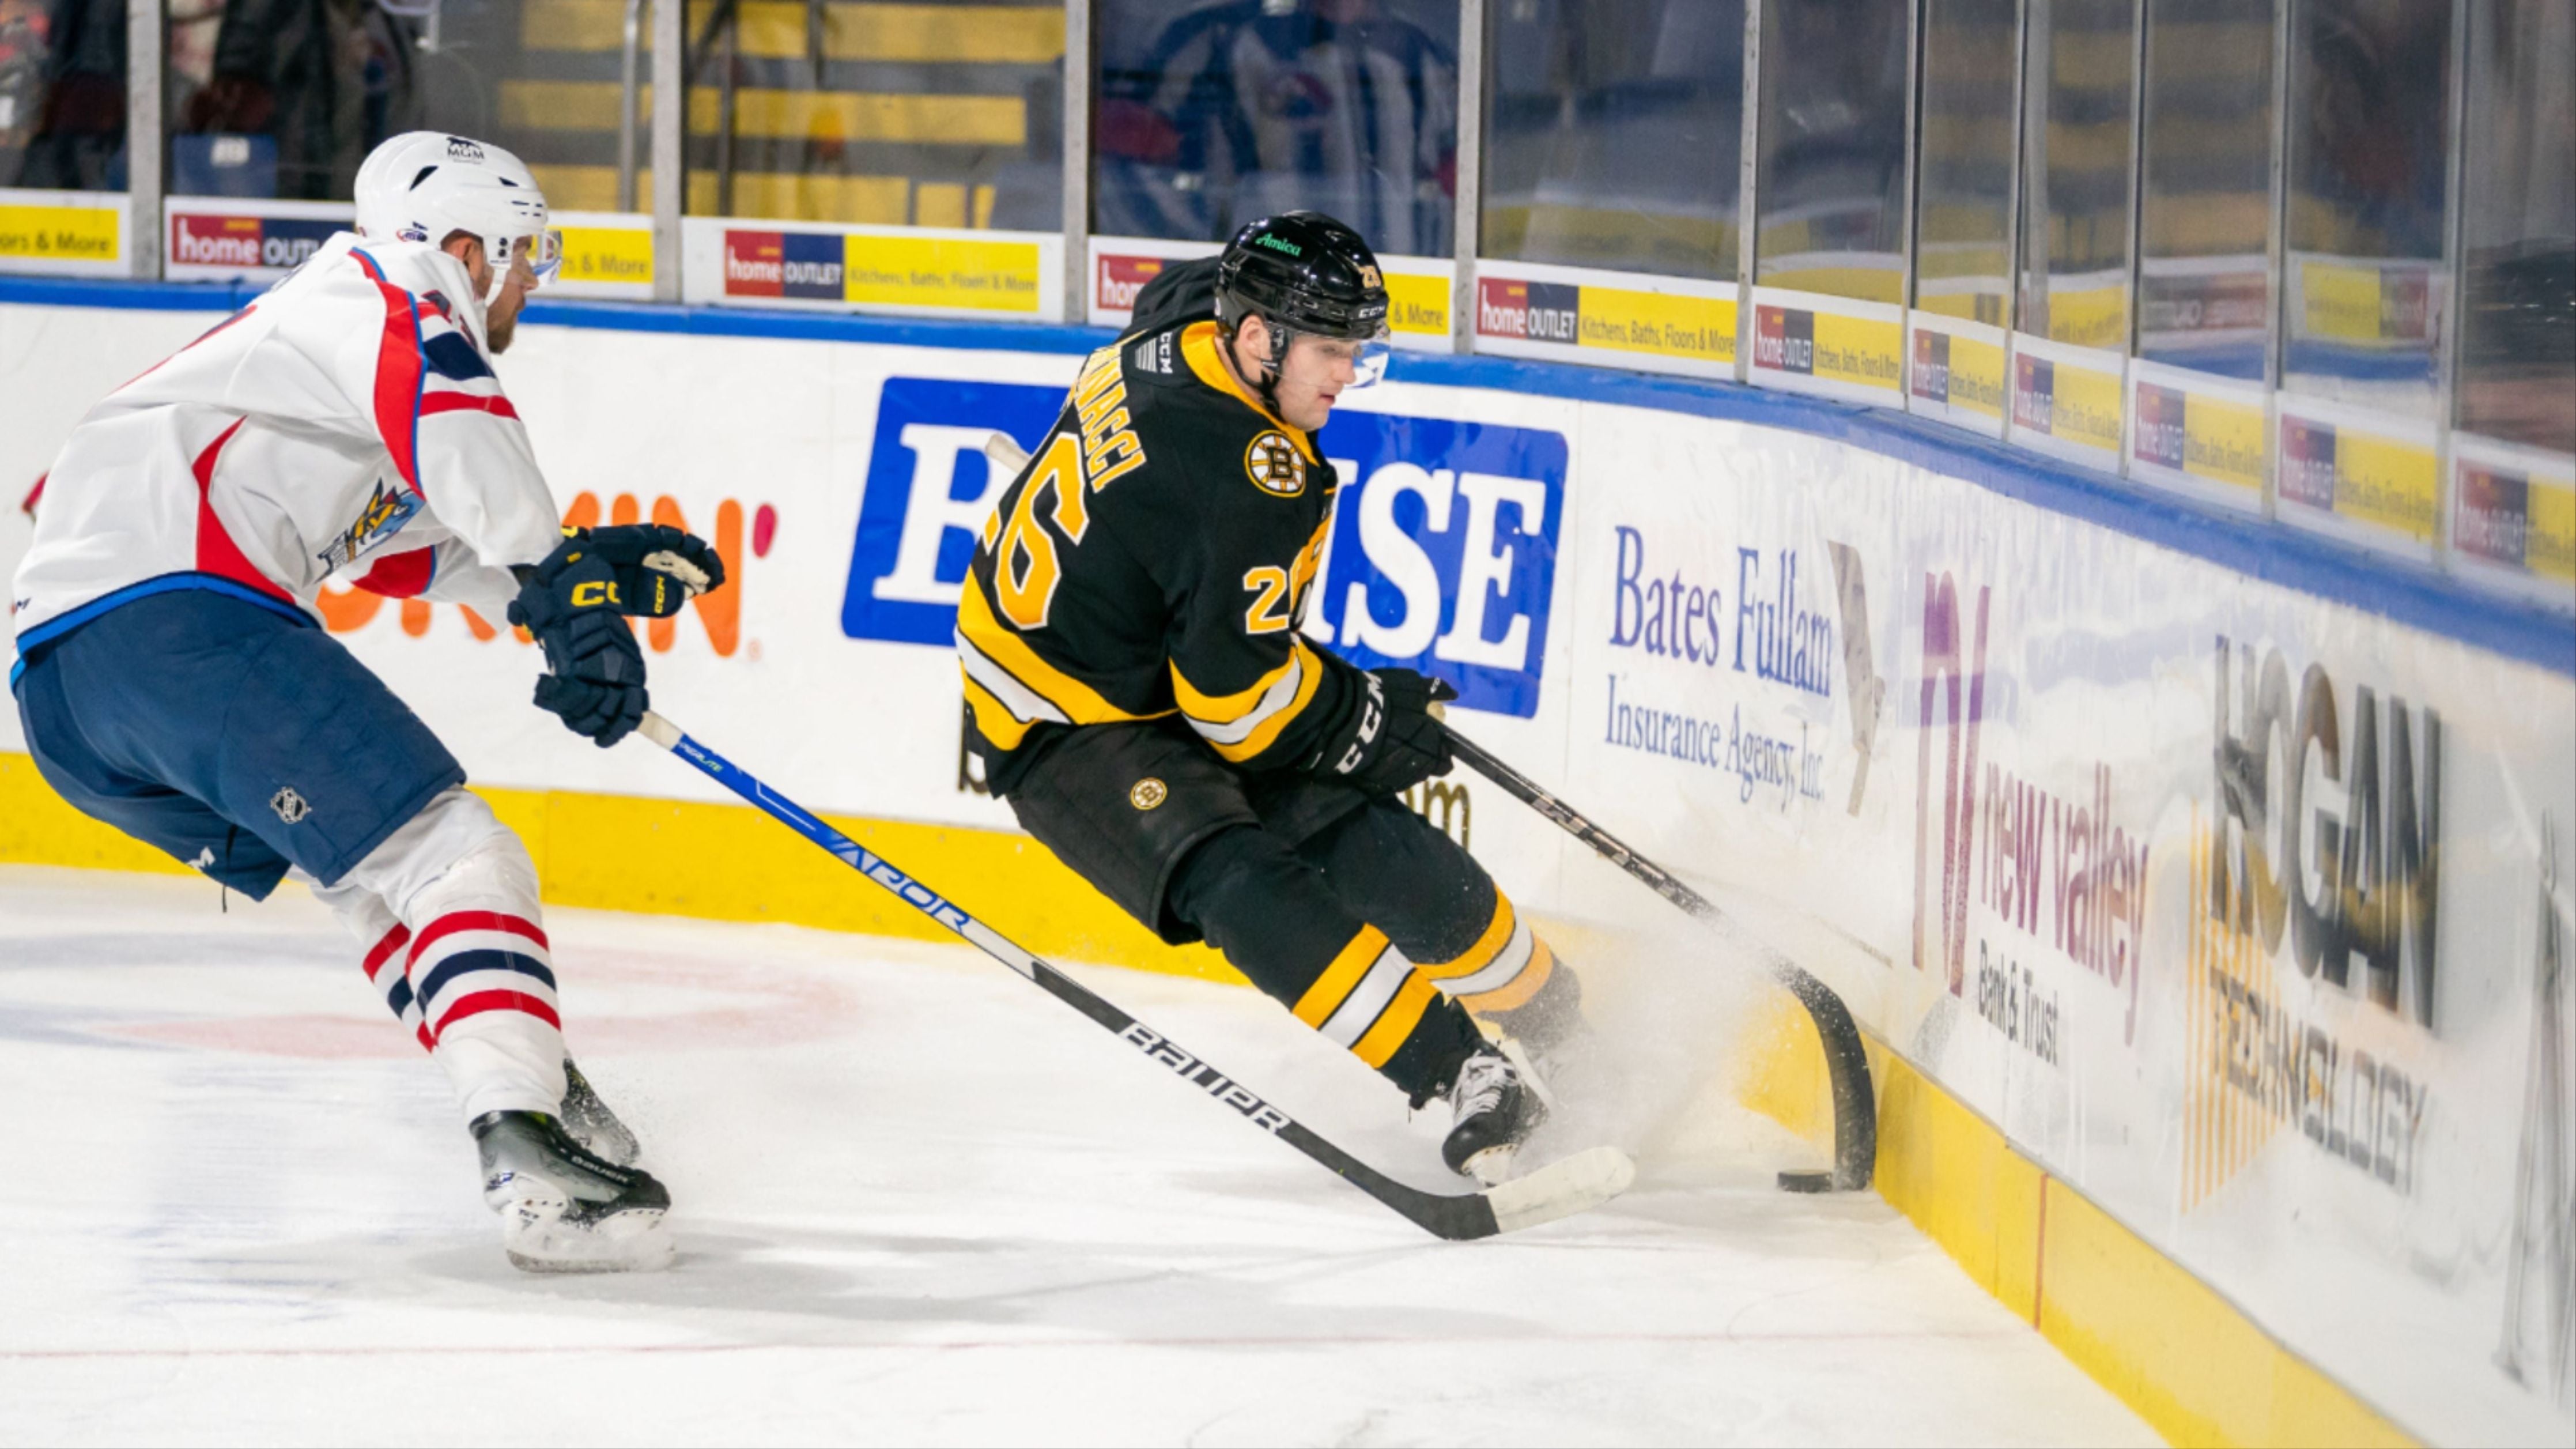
left=579, top=523, right=726, bottom=618
left=509, top=539, right=648, bottom=748
left=1309, top=665, right=1457, bottom=795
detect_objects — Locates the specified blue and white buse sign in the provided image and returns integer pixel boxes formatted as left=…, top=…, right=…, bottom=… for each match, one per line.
left=841, top=376, right=1570, bottom=718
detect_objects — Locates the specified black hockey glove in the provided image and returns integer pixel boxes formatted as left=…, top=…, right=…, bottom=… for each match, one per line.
left=509, top=539, right=648, bottom=748
left=578, top=523, right=727, bottom=618
left=1306, top=664, right=1457, bottom=795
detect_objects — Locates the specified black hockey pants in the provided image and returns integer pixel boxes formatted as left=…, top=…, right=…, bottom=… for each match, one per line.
left=1001, top=718, right=1578, bottom=1104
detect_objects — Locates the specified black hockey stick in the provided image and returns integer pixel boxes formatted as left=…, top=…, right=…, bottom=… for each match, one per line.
left=1445, top=729, right=1878, bottom=1192
left=634, top=711, right=1635, bottom=1240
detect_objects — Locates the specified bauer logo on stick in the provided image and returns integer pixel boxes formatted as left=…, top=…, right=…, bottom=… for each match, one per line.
left=1245, top=432, right=1307, bottom=497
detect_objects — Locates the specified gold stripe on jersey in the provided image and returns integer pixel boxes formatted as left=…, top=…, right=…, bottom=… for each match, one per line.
left=1297, top=926, right=1432, bottom=1066
left=1417, top=895, right=1517, bottom=982
left=1179, top=322, right=1317, bottom=462
left=1169, top=637, right=1328, bottom=764
left=959, top=671, right=1034, bottom=750
left=1294, top=925, right=1390, bottom=1028
left=1463, top=938, right=1555, bottom=1013
left=956, top=581, right=1171, bottom=728
left=1351, top=972, right=1440, bottom=1069
left=1417, top=893, right=1558, bottom=1013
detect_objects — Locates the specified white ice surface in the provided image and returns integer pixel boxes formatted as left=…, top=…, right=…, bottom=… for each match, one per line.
left=0, top=867, right=2156, bottom=1447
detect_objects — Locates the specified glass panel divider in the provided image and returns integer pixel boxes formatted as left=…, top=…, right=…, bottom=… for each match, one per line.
left=2436, top=0, right=2472, bottom=566
left=1063, top=0, right=1091, bottom=325
left=2120, top=0, right=2148, bottom=477
left=128, top=0, right=160, bottom=278
left=652, top=0, right=683, bottom=303
left=1736, top=1, right=1763, bottom=383
left=1901, top=0, right=1923, bottom=327
left=1451, top=0, right=1483, bottom=356
left=2001, top=0, right=2032, bottom=442
left=2262, top=0, right=2291, bottom=519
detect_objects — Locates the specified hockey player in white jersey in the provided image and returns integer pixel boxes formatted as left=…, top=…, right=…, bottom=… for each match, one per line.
left=9, top=132, right=716, bottom=1273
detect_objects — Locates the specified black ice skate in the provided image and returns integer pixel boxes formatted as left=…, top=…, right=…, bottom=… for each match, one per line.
left=558, top=1057, right=642, bottom=1167
left=1442, top=1046, right=1548, bottom=1186
left=473, top=1110, right=673, bottom=1273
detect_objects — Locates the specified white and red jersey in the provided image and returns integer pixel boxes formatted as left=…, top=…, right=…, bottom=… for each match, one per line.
left=10, top=232, right=560, bottom=654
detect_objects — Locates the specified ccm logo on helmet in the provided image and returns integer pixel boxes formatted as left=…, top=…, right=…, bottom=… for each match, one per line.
left=445, top=137, right=486, bottom=161
left=839, top=378, right=1569, bottom=721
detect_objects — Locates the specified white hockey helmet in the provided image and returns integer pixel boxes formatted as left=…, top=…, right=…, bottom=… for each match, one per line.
left=353, top=131, right=561, bottom=299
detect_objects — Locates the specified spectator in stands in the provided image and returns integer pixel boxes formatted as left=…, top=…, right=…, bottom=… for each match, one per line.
left=0, top=0, right=124, bottom=192
left=1098, top=0, right=1457, bottom=257
left=182, top=0, right=416, bottom=201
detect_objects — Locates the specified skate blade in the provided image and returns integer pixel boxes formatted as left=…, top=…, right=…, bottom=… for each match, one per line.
left=1485, top=1145, right=1637, bottom=1235
left=500, top=1200, right=675, bottom=1274
left=1463, top=1143, right=1519, bottom=1187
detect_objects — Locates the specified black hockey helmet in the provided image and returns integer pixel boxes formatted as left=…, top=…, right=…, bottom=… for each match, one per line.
left=1215, top=212, right=1393, bottom=386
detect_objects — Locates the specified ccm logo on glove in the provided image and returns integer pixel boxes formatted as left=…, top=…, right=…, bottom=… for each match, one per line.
left=1310, top=663, right=1456, bottom=795
left=511, top=524, right=728, bottom=748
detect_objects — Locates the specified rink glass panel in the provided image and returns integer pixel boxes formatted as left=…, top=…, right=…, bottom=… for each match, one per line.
left=160, top=0, right=652, bottom=209
left=678, top=0, right=1064, bottom=228
left=2454, top=0, right=2576, bottom=458
left=1477, top=0, right=1742, bottom=284
left=2277, top=0, right=2454, bottom=418
left=1752, top=0, right=1908, bottom=303
left=1915, top=0, right=2018, bottom=326
left=1092, top=0, right=1456, bottom=256
left=2016, top=0, right=2135, bottom=350
left=2134, top=0, right=2276, bottom=381
left=1, top=0, right=127, bottom=192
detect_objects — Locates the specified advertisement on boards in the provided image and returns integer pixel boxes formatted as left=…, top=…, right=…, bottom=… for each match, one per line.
left=1473, top=258, right=1739, bottom=381
left=3, top=296, right=2573, bottom=1448
left=682, top=217, right=1062, bottom=319
left=836, top=372, right=1573, bottom=719
left=1745, top=285, right=1904, bottom=406
left=1085, top=235, right=1452, bottom=348
left=2273, top=393, right=2441, bottom=557
left=0, top=187, right=124, bottom=276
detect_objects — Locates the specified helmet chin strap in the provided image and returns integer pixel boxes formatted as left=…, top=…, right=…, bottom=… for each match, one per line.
left=481, top=237, right=513, bottom=308
left=1221, top=316, right=1294, bottom=418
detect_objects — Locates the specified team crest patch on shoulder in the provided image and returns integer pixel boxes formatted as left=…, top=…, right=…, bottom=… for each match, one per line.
left=270, top=787, right=311, bottom=825
left=318, top=480, right=422, bottom=569
left=1129, top=778, right=1168, bottom=811
left=1244, top=432, right=1307, bottom=497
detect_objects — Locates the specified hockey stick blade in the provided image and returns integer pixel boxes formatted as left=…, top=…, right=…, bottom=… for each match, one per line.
left=634, top=711, right=1634, bottom=1241
left=1485, top=1145, right=1639, bottom=1235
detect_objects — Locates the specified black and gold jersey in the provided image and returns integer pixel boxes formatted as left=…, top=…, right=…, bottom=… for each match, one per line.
left=957, top=316, right=1354, bottom=792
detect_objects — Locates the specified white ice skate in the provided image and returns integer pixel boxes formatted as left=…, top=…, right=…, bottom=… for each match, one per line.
left=1443, top=1046, right=1548, bottom=1186
left=473, top=1110, right=674, bottom=1273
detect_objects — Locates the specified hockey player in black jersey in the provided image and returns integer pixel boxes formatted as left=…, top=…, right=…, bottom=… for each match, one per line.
left=957, top=212, right=1585, bottom=1182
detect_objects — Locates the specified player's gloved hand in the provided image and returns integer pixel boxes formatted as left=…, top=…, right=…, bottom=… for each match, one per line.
left=508, top=539, right=648, bottom=748
left=577, top=523, right=726, bottom=618
left=1308, top=664, right=1457, bottom=794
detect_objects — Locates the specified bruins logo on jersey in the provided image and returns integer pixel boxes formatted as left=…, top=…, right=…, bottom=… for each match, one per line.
left=1244, top=432, right=1307, bottom=497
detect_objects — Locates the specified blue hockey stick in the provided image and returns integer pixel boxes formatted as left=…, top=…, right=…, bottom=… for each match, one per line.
left=636, top=711, right=1634, bottom=1241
